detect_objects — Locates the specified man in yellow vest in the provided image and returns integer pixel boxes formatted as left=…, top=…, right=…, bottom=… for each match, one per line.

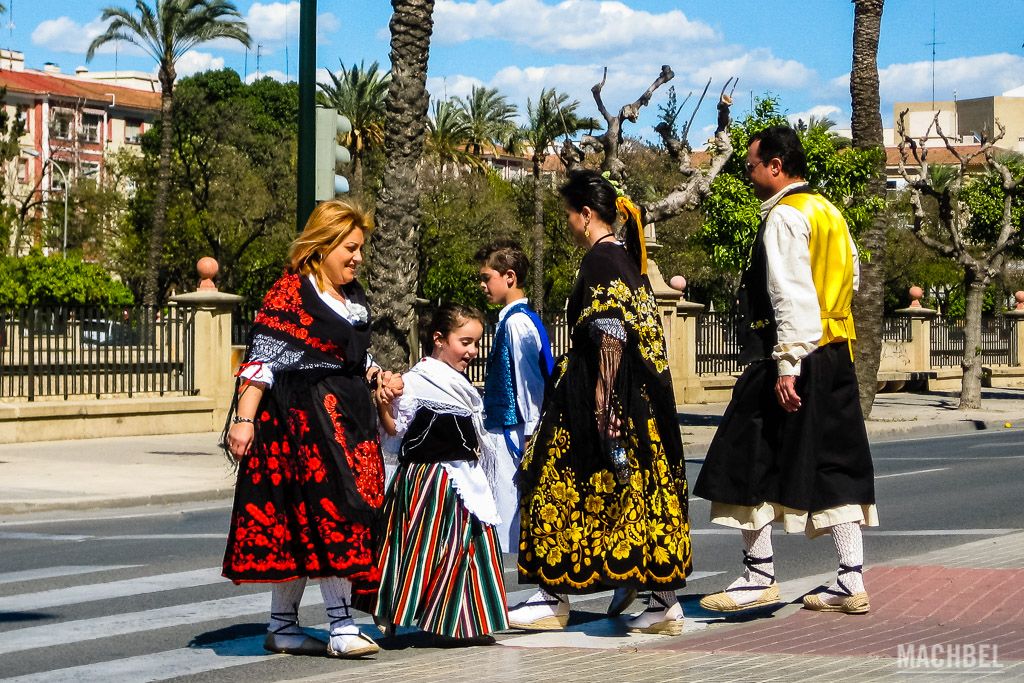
left=695, top=125, right=878, bottom=616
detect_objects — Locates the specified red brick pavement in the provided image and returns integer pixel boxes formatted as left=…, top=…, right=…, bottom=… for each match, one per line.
left=658, top=566, right=1024, bottom=660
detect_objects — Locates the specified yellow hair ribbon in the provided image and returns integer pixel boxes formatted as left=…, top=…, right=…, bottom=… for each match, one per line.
left=616, top=195, right=647, bottom=275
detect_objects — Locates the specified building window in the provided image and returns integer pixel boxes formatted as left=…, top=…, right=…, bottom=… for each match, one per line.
left=79, top=161, right=101, bottom=179
left=50, top=110, right=74, bottom=140
left=17, top=157, right=28, bottom=183
left=81, top=113, right=103, bottom=143
left=125, top=119, right=142, bottom=144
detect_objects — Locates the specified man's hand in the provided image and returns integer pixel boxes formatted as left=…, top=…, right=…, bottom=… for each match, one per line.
left=775, top=375, right=802, bottom=413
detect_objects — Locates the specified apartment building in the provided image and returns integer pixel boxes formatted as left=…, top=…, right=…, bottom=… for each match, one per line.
left=0, top=49, right=160, bottom=199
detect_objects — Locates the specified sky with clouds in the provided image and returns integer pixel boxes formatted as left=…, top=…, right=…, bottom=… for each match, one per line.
left=12, top=0, right=1024, bottom=142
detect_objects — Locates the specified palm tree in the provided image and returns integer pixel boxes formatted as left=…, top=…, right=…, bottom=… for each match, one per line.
left=368, top=0, right=435, bottom=367
left=455, top=85, right=517, bottom=157
left=849, top=0, right=886, bottom=416
left=521, top=89, right=595, bottom=312
left=317, top=60, right=390, bottom=197
left=426, top=99, right=482, bottom=175
left=87, top=0, right=250, bottom=306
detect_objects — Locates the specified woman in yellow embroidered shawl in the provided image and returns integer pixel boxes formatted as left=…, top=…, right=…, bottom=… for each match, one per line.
left=508, top=169, right=691, bottom=635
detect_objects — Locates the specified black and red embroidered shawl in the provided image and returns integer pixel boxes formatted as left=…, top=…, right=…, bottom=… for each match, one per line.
left=222, top=272, right=385, bottom=586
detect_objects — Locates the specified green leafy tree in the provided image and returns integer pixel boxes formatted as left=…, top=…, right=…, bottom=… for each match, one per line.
left=318, top=60, right=390, bottom=198
left=426, top=99, right=479, bottom=175
left=87, top=0, right=250, bottom=306
left=0, top=251, right=133, bottom=306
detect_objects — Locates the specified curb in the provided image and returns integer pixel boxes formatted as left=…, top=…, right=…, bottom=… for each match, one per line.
left=0, top=488, right=234, bottom=516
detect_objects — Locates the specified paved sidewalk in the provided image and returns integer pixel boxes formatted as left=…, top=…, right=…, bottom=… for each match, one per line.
left=3, top=388, right=1024, bottom=514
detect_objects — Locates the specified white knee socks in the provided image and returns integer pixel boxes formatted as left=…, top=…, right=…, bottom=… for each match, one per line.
left=320, top=576, right=358, bottom=636
left=817, top=521, right=866, bottom=602
left=268, top=578, right=307, bottom=635
left=722, top=524, right=775, bottom=604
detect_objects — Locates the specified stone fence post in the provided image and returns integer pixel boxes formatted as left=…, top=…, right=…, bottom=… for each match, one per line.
left=892, top=305, right=937, bottom=374
left=170, top=258, right=242, bottom=426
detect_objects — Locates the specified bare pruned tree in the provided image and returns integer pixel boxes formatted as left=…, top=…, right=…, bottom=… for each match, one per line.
left=895, top=110, right=1024, bottom=408
left=559, top=65, right=736, bottom=225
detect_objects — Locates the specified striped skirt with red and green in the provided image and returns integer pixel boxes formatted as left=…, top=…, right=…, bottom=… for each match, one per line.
left=374, top=462, right=509, bottom=638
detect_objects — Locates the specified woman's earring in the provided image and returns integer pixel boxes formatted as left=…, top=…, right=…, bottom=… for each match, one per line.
left=583, top=215, right=591, bottom=239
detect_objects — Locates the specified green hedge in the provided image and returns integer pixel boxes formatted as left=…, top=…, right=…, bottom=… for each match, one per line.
left=0, top=252, right=134, bottom=306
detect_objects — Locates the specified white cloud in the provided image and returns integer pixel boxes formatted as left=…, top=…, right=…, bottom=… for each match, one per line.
left=787, top=104, right=843, bottom=126
left=831, top=53, right=1024, bottom=105
left=241, top=2, right=339, bottom=52
left=244, top=69, right=293, bottom=84
left=176, top=51, right=225, bottom=77
left=434, top=0, right=717, bottom=53
left=690, top=49, right=815, bottom=91
left=427, top=74, right=485, bottom=101
left=31, top=16, right=137, bottom=56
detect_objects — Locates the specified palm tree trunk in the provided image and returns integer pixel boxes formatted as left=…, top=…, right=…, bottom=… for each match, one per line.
left=531, top=155, right=545, bottom=316
left=849, top=0, right=886, bottom=417
left=368, top=0, right=434, bottom=368
left=960, top=274, right=985, bottom=409
left=352, top=150, right=363, bottom=198
left=143, top=81, right=175, bottom=307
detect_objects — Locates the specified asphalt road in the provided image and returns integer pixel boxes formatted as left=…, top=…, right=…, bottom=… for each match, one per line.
left=0, top=428, right=1022, bottom=682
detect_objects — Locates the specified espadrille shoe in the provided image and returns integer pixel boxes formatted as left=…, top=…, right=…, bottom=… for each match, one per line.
left=802, top=591, right=870, bottom=614
left=700, top=582, right=781, bottom=612
left=507, top=590, right=569, bottom=631
left=802, top=563, right=870, bottom=614
left=626, top=592, right=685, bottom=635
left=699, top=552, right=781, bottom=612
left=326, top=631, right=380, bottom=658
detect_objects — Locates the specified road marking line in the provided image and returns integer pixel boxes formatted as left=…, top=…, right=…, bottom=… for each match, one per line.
left=0, top=565, right=142, bottom=586
left=0, top=503, right=232, bottom=528
left=0, top=568, right=227, bottom=612
left=96, top=534, right=225, bottom=540
left=876, top=467, right=950, bottom=479
left=863, top=529, right=1018, bottom=536
left=0, top=532, right=91, bottom=542
left=0, top=586, right=322, bottom=656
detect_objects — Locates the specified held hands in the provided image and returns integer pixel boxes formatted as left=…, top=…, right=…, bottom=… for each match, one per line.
left=374, top=370, right=404, bottom=407
left=775, top=375, right=802, bottom=413
left=226, top=422, right=254, bottom=461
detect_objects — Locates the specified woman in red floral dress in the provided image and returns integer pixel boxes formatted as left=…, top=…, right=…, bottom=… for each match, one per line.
left=223, top=200, right=403, bottom=659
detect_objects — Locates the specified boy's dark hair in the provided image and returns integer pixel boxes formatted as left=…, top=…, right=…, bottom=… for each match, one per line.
left=475, top=239, right=530, bottom=285
left=748, top=125, right=808, bottom=179
left=421, top=302, right=485, bottom=352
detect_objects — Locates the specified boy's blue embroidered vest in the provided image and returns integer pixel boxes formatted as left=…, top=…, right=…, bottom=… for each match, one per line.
left=483, top=302, right=554, bottom=431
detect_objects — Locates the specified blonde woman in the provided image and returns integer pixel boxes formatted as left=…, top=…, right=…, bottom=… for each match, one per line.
left=223, top=200, right=403, bottom=659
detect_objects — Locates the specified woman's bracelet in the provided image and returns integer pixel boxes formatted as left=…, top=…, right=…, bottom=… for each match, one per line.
left=232, top=416, right=255, bottom=425
left=367, top=368, right=382, bottom=390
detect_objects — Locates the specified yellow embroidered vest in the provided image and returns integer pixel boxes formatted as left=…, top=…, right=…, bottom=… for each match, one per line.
left=776, top=193, right=857, bottom=346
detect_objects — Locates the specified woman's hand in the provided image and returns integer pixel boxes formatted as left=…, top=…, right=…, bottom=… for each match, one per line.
left=226, top=422, right=255, bottom=461
left=595, top=408, right=622, bottom=440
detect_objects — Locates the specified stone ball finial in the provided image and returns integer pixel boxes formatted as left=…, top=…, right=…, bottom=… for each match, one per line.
left=197, top=256, right=219, bottom=291
left=1015, top=291, right=1024, bottom=311
left=669, top=275, right=687, bottom=301
left=909, top=285, right=923, bottom=308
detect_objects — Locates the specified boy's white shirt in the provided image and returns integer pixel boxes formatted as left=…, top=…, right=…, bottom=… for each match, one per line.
left=497, top=297, right=545, bottom=435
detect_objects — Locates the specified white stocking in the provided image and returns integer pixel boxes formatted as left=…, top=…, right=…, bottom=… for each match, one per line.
left=320, top=576, right=358, bottom=636
left=268, top=578, right=307, bottom=635
left=722, top=524, right=775, bottom=605
left=817, top=522, right=865, bottom=603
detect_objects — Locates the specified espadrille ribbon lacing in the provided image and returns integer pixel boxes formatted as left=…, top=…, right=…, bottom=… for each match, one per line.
left=698, top=552, right=781, bottom=612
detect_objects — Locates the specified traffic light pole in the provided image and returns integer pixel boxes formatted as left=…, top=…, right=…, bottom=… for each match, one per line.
left=297, top=0, right=317, bottom=232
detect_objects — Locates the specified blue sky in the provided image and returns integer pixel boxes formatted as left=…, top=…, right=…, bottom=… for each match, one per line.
left=13, top=1, right=1024, bottom=141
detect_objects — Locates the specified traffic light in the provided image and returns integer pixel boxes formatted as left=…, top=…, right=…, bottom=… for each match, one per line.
left=314, top=106, right=352, bottom=199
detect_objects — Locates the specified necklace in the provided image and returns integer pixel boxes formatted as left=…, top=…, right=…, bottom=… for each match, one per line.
left=591, top=232, right=617, bottom=248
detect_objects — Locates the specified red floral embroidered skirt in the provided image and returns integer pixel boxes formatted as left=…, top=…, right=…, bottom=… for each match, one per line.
left=222, top=390, right=383, bottom=591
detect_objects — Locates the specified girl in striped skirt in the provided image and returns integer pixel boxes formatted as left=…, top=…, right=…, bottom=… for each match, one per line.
left=373, top=303, right=509, bottom=641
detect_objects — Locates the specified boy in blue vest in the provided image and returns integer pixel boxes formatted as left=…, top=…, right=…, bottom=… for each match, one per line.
left=477, top=240, right=554, bottom=552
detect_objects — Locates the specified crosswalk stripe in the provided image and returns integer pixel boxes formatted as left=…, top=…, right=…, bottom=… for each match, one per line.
left=0, top=532, right=91, bottom=542
left=0, top=586, right=322, bottom=656
left=0, top=568, right=227, bottom=612
left=0, top=565, right=142, bottom=586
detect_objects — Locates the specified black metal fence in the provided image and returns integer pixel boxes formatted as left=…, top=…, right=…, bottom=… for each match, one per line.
left=0, top=305, right=196, bottom=401
left=930, top=316, right=1017, bottom=367
left=696, top=312, right=742, bottom=375
left=882, top=316, right=912, bottom=342
left=232, top=302, right=259, bottom=346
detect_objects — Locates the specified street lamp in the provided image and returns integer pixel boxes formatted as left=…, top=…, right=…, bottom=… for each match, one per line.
left=24, top=149, right=69, bottom=257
